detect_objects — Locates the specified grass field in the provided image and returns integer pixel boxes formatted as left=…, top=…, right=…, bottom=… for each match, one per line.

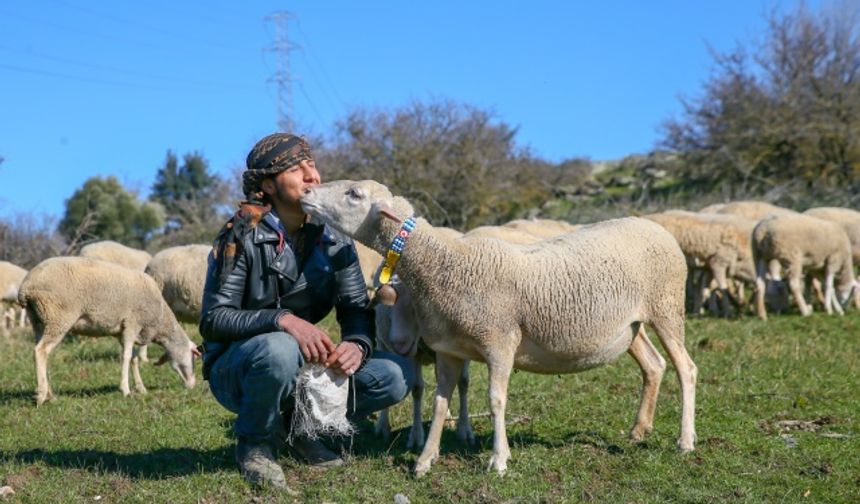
left=1, top=312, right=858, bottom=503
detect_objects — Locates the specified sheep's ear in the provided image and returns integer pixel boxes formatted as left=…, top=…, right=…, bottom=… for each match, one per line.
left=374, top=202, right=402, bottom=223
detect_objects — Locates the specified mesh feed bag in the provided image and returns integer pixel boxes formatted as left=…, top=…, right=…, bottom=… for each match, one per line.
left=289, top=363, right=355, bottom=441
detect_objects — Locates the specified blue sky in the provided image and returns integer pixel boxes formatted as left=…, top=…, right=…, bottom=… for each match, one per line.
left=0, top=1, right=812, bottom=219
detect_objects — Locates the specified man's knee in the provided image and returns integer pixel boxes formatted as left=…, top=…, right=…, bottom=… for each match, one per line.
left=246, top=332, right=302, bottom=377
left=366, top=352, right=415, bottom=402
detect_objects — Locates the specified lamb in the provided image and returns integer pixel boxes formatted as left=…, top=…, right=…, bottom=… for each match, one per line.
left=752, top=213, right=857, bottom=320
left=644, top=210, right=757, bottom=316
left=79, top=240, right=152, bottom=271
left=18, top=257, right=200, bottom=405
left=0, top=261, right=28, bottom=335
left=145, top=244, right=211, bottom=324
left=301, top=180, right=697, bottom=476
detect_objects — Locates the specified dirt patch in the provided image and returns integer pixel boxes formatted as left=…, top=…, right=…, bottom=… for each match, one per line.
left=4, top=465, right=42, bottom=490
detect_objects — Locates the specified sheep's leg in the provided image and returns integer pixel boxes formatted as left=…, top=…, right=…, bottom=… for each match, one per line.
left=735, top=281, right=746, bottom=307
left=754, top=261, right=768, bottom=320
left=787, top=264, right=812, bottom=316
left=456, top=361, right=474, bottom=445
left=484, top=347, right=516, bottom=475
left=407, top=359, right=425, bottom=450
left=811, top=277, right=826, bottom=310
left=627, top=325, right=666, bottom=442
left=823, top=270, right=844, bottom=315
left=136, top=344, right=149, bottom=364
left=34, top=321, right=68, bottom=406
left=119, top=326, right=139, bottom=396
left=651, top=317, right=697, bottom=452
left=374, top=408, right=392, bottom=441
left=414, top=353, right=464, bottom=478
left=131, top=348, right=147, bottom=394
left=710, top=264, right=733, bottom=318
left=18, top=307, right=27, bottom=328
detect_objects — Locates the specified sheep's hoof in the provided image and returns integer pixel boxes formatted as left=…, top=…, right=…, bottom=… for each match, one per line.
left=135, top=385, right=148, bottom=395
left=629, top=425, right=652, bottom=443
left=413, top=460, right=432, bottom=478
left=677, top=439, right=696, bottom=453
left=487, top=454, right=508, bottom=476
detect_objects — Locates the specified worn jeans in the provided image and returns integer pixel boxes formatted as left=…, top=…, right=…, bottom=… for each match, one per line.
left=208, top=331, right=414, bottom=444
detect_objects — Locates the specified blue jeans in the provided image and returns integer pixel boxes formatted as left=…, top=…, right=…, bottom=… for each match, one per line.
left=208, top=331, right=414, bottom=444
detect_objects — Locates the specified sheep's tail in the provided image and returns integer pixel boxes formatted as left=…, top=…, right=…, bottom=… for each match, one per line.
left=17, top=287, right=43, bottom=328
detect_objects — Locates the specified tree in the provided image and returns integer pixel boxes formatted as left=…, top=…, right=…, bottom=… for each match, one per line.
left=149, top=150, right=231, bottom=246
left=662, top=3, right=860, bottom=206
left=0, top=213, right=66, bottom=268
left=317, top=99, right=579, bottom=230
left=59, top=176, right=164, bottom=249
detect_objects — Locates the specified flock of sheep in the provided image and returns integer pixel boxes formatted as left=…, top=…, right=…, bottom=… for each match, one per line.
left=1, top=181, right=858, bottom=478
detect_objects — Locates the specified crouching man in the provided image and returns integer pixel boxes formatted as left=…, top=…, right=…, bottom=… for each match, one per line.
left=200, top=133, right=414, bottom=490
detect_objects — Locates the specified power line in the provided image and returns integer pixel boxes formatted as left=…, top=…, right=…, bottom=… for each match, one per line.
left=265, top=11, right=300, bottom=132
left=0, top=44, right=255, bottom=91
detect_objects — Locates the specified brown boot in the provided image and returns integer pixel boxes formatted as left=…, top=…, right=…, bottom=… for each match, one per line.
left=235, top=441, right=292, bottom=490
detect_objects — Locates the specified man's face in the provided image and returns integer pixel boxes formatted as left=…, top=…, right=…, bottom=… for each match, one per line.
left=264, top=158, right=321, bottom=212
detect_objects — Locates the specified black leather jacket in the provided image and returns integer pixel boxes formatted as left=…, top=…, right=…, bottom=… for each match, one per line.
left=199, top=212, right=373, bottom=379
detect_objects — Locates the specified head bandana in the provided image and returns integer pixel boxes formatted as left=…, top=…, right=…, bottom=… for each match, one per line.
left=242, top=133, right=313, bottom=199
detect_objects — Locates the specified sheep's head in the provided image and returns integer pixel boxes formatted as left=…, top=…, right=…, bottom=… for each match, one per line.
left=154, top=322, right=200, bottom=389
left=387, top=281, right=421, bottom=357
left=301, top=180, right=414, bottom=248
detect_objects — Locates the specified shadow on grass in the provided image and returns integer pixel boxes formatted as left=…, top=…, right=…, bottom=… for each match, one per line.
left=6, top=446, right=234, bottom=479
left=0, top=384, right=149, bottom=406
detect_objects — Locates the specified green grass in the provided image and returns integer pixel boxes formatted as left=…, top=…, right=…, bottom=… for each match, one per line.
left=1, top=312, right=858, bottom=503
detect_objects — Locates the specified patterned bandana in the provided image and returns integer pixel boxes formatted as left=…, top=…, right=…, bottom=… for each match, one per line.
left=242, top=133, right=313, bottom=198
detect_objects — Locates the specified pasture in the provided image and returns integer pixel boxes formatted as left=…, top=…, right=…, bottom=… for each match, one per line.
left=0, top=312, right=858, bottom=503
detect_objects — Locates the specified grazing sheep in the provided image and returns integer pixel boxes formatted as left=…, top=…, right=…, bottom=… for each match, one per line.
left=19, top=257, right=200, bottom=405
left=79, top=240, right=152, bottom=271
left=301, top=180, right=697, bottom=476
left=752, top=214, right=857, bottom=320
left=644, top=210, right=757, bottom=317
left=0, top=261, right=28, bottom=334
left=803, top=207, right=860, bottom=309
left=711, top=200, right=796, bottom=220
left=145, top=244, right=211, bottom=324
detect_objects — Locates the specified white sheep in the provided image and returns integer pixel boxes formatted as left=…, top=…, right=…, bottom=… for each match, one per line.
left=803, top=207, right=860, bottom=309
left=79, top=240, right=152, bottom=271
left=374, top=222, right=571, bottom=449
left=0, top=261, right=28, bottom=334
left=19, top=257, right=200, bottom=405
left=752, top=213, right=857, bottom=320
left=709, top=200, right=797, bottom=220
left=301, top=180, right=697, bottom=476
left=644, top=210, right=757, bottom=317
left=145, top=244, right=211, bottom=324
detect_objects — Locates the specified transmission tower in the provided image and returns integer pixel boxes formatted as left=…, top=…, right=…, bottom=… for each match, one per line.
left=265, top=11, right=300, bottom=132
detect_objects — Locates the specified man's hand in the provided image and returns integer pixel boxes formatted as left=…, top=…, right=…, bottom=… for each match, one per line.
left=278, top=313, right=336, bottom=363
left=324, top=341, right=364, bottom=377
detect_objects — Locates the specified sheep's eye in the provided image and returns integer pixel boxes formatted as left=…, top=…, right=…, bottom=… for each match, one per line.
left=346, top=187, right=363, bottom=200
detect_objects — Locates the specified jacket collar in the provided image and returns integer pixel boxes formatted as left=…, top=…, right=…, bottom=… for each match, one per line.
left=257, top=211, right=331, bottom=282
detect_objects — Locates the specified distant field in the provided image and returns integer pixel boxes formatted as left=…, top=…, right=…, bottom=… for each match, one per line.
left=0, top=313, right=858, bottom=503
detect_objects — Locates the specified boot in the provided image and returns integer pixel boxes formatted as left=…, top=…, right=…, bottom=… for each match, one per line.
left=288, top=436, right=344, bottom=468
left=235, top=441, right=290, bottom=489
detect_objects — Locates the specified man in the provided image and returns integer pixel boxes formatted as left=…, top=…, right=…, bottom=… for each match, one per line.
left=200, top=133, right=414, bottom=490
